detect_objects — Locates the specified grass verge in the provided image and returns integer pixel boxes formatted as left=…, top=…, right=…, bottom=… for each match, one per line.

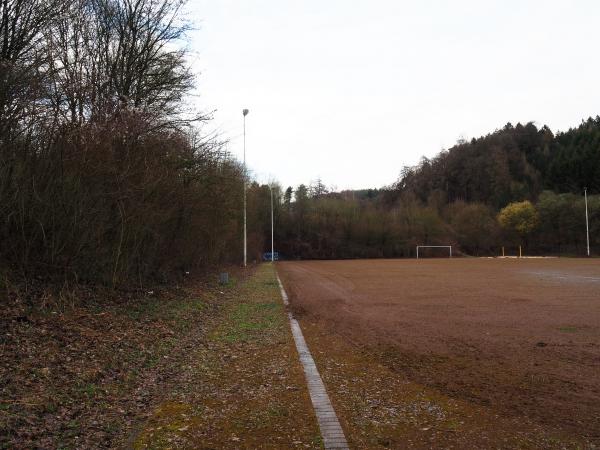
left=132, top=263, right=321, bottom=449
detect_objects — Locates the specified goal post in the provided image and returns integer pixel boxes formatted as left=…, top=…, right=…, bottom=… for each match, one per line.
left=416, top=245, right=452, bottom=259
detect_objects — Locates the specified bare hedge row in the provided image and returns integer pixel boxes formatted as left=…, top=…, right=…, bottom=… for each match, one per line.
left=0, top=111, right=249, bottom=284
left=0, top=0, right=253, bottom=284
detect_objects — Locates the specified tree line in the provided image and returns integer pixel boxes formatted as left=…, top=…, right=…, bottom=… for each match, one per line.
left=268, top=120, right=599, bottom=258
left=0, top=0, right=258, bottom=285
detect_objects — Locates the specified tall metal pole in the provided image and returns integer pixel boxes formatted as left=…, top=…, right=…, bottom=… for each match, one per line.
left=243, top=109, right=249, bottom=267
left=270, top=185, right=274, bottom=262
left=584, top=187, right=590, bottom=257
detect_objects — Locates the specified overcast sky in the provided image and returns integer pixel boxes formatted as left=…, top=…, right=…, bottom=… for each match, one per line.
left=185, top=0, right=600, bottom=190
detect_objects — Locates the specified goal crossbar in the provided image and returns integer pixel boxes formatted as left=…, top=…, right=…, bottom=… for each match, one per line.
left=416, top=245, right=452, bottom=259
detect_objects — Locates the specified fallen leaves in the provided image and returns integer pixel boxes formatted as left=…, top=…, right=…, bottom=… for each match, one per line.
left=1, top=272, right=239, bottom=448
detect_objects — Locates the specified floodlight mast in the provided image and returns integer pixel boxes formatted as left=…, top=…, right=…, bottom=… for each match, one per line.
left=243, top=109, right=249, bottom=267
left=269, top=184, right=274, bottom=262
left=584, top=187, right=590, bottom=257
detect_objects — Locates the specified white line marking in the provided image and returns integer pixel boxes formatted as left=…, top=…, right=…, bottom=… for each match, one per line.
left=276, top=272, right=350, bottom=450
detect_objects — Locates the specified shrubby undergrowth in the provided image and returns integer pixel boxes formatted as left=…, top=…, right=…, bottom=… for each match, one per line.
left=0, top=0, right=254, bottom=285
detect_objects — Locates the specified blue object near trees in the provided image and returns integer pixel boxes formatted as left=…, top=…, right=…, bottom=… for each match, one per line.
left=263, top=252, right=279, bottom=261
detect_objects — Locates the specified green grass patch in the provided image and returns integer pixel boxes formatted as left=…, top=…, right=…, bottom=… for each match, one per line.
left=212, top=265, right=285, bottom=343
left=558, top=326, right=579, bottom=333
left=133, top=402, right=193, bottom=450
left=218, top=301, right=283, bottom=343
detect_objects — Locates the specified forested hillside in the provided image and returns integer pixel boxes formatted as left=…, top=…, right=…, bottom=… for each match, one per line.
left=397, top=118, right=600, bottom=207
left=272, top=119, right=600, bottom=258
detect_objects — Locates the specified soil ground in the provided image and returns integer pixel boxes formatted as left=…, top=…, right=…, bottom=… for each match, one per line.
left=277, top=258, right=600, bottom=449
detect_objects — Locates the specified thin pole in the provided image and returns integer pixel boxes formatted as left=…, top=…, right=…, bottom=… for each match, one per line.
left=270, top=185, right=274, bottom=262
left=585, top=187, right=590, bottom=257
left=243, top=110, right=248, bottom=267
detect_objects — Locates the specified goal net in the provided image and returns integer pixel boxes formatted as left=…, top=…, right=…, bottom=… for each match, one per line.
left=416, top=245, right=452, bottom=259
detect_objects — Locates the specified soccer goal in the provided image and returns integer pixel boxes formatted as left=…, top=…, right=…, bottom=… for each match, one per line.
left=416, top=245, right=452, bottom=259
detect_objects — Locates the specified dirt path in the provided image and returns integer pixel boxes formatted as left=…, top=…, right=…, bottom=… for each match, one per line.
left=278, top=259, right=600, bottom=448
left=133, top=264, right=321, bottom=449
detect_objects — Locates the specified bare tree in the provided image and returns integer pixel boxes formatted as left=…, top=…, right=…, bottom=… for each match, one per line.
left=44, top=0, right=196, bottom=128
left=0, top=0, right=64, bottom=140
left=0, top=0, right=251, bottom=286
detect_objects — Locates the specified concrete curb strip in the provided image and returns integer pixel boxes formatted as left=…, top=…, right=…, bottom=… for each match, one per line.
left=276, top=271, right=350, bottom=450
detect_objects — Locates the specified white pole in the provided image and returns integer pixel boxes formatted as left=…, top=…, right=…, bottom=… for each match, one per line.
left=243, top=109, right=249, bottom=267
left=270, top=185, right=274, bottom=262
left=585, top=187, right=590, bottom=257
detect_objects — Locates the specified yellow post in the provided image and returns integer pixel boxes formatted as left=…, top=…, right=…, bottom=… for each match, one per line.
left=519, top=245, right=522, bottom=258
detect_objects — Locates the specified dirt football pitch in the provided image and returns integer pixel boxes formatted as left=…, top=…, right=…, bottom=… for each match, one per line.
left=277, top=258, right=600, bottom=448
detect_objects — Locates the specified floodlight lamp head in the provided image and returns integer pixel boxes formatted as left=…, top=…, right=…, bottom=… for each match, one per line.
left=243, top=109, right=249, bottom=116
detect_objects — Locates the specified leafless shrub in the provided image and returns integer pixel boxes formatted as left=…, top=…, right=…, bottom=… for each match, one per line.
left=0, top=0, right=250, bottom=288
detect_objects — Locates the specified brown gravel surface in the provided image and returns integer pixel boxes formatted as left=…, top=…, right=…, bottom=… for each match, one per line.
left=277, top=258, right=600, bottom=448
